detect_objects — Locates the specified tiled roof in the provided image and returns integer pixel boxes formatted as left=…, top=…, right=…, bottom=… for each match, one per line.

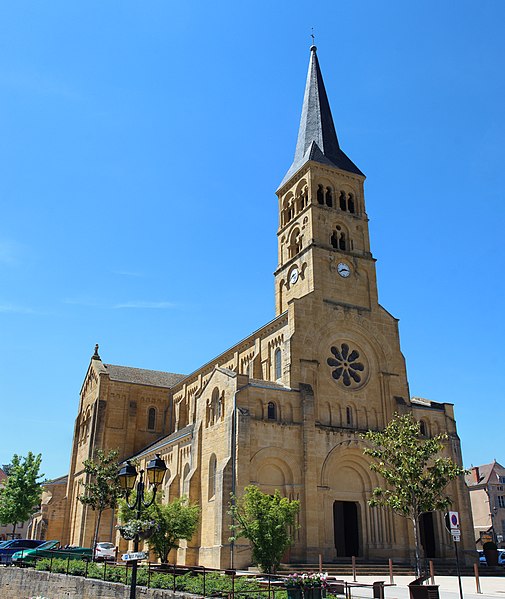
left=465, top=461, right=504, bottom=487
left=104, top=364, right=186, bottom=388
left=123, top=425, right=194, bottom=462
left=249, top=379, right=293, bottom=391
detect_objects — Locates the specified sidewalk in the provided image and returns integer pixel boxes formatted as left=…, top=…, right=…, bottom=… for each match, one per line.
left=336, top=575, right=505, bottom=599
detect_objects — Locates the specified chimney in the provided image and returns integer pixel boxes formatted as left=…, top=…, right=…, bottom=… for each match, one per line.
left=473, top=466, right=480, bottom=483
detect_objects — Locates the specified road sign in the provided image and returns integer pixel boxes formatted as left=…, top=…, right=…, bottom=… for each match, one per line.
left=445, top=511, right=460, bottom=532
left=122, top=551, right=147, bottom=561
left=449, top=511, right=460, bottom=529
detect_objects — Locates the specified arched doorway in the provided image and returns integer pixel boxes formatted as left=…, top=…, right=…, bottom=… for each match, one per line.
left=419, top=512, right=437, bottom=558
left=333, top=501, right=360, bottom=557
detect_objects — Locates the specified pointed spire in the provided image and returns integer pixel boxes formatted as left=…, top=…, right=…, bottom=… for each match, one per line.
left=279, top=46, right=364, bottom=189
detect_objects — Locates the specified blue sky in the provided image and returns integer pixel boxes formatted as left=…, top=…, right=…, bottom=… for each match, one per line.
left=1, top=1, right=504, bottom=481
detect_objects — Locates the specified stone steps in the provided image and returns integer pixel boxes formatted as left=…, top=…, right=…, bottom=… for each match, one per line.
left=277, top=562, right=505, bottom=578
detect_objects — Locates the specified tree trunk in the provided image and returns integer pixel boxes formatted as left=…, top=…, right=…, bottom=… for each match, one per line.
left=411, top=514, right=422, bottom=578
left=92, top=509, right=102, bottom=560
left=11, top=522, right=16, bottom=539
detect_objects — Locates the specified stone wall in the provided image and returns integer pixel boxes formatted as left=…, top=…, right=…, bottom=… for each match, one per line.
left=0, top=567, right=196, bottom=599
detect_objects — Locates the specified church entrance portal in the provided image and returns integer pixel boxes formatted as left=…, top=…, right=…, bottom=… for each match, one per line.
left=333, top=501, right=360, bottom=557
left=420, top=512, right=437, bottom=558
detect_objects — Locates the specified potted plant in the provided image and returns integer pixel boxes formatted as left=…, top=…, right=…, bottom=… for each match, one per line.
left=285, top=572, right=328, bottom=599
left=483, top=541, right=499, bottom=567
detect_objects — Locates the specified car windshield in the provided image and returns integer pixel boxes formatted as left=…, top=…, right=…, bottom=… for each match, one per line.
left=0, top=540, right=14, bottom=548
left=97, top=543, right=115, bottom=549
left=37, top=540, right=60, bottom=550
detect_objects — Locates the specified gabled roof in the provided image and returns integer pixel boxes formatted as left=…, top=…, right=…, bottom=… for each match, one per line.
left=103, top=364, right=186, bottom=389
left=465, top=461, right=505, bottom=487
left=279, top=46, right=364, bottom=190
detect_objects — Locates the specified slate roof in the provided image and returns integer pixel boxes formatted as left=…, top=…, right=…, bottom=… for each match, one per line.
left=104, top=364, right=186, bottom=389
left=465, top=461, right=504, bottom=488
left=123, top=425, right=194, bottom=462
left=279, top=46, right=364, bottom=189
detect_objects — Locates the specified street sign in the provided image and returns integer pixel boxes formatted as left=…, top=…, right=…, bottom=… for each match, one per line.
left=449, top=511, right=460, bottom=529
left=445, top=511, right=460, bottom=532
left=451, top=530, right=461, bottom=542
left=122, top=551, right=147, bottom=561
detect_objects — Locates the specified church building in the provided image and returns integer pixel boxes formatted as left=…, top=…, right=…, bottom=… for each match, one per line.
left=59, top=46, right=473, bottom=568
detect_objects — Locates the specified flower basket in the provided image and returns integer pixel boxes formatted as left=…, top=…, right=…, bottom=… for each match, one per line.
left=117, top=519, right=157, bottom=541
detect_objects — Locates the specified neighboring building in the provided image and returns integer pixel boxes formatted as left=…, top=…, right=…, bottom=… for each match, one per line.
left=466, top=461, right=505, bottom=548
left=28, top=476, right=68, bottom=542
left=53, top=46, right=473, bottom=567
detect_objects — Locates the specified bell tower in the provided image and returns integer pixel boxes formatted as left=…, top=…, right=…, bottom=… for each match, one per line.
left=275, top=46, right=379, bottom=315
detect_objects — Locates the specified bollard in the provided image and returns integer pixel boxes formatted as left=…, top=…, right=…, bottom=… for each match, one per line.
left=103, top=559, right=107, bottom=580
left=389, top=558, right=394, bottom=585
left=429, top=560, right=435, bottom=585
left=173, top=562, right=177, bottom=592
left=352, top=555, right=357, bottom=582
left=474, top=563, right=482, bottom=594
left=319, top=553, right=323, bottom=573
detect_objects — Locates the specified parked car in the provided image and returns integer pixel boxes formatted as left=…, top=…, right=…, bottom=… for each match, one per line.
left=0, top=539, right=44, bottom=565
left=11, top=540, right=59, bottom=565
left=94, top=542, right=116, bottom=562
left=11, top=540, right=92, bottom=565
left=478, top=549, right=505, bottom=566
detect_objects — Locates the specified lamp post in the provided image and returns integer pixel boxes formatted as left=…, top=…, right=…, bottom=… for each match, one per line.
left=118, top=454, right=167, bottom=599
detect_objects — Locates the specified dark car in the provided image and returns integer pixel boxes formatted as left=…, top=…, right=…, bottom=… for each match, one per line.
left=0, top=539, right=44, bottom=564
left=12, top=540, right=92, bottom=565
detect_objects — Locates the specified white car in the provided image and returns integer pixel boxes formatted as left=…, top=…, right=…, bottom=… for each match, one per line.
left=94, top=542, right=116, bottom=562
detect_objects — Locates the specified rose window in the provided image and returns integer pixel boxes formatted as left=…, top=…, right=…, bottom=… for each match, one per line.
left=327, top=343, right=365, bottom=387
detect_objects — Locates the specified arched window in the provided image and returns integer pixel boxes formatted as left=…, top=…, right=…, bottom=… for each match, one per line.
left=325, top=187, right=333, bottom=207
left=339, top=191, right=347, bottom=211
left=147, top=407, right=156, bottom=431
left=267, top=401, right=277, bottom=420
left=419, top=420, right=427, bottom=436
left=348, top=193, right=355, bottom=214
left=301, top=186, right=308, bottom=208
left=288, top=228, right=302, bottom=258
left=274, top=348, right=282, bottom=380
left=331, top=226, right=347, bottom=251
left=346, top=406, right=353, bottom=426
left=208, top=454, right=217, bottom=500
left=317, top=184, right=324, bottom=205
left=211, top=387, right=220, bottom=422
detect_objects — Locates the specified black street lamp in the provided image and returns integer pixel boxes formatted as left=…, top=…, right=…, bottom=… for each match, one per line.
left=118, top=454, right=167, bottom=599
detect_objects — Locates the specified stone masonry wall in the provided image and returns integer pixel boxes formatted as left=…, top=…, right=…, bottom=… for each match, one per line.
left=0, top=567, right=198, bottom=599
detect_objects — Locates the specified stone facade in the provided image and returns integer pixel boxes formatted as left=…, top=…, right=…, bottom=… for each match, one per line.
left=51, top=46, right=473, bottom=568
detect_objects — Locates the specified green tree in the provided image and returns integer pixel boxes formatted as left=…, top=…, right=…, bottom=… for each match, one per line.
left=78, top=449, right=121, bottom=553
left=230, top=485, right=299, bottom=574
left=118, top=495, right=200, bottom=563
left=362, top=413, right=467, bottom=576
left=0, top=452, right=43, bottom=538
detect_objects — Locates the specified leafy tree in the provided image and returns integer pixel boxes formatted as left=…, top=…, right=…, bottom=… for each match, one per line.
left=0, top=452, right=43, bottom=537
left=78, top=449, right=121, bottom=553
left=118, top=495, right=200, bottom=563
left=362, top=413, right=467, bottom=576
left=230, top=485, right=300, bottom=573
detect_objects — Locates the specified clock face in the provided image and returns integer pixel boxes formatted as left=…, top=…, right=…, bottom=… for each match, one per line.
left=289, top=268, right=299, bottom=284
left=337, top=262, right=351, bottom=278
